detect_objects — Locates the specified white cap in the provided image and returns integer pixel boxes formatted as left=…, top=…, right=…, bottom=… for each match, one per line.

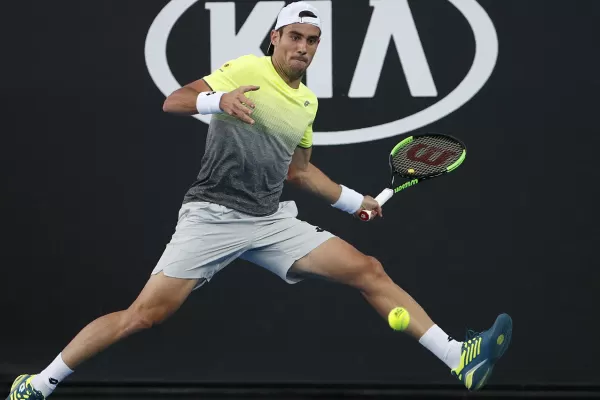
left=274, top=1, right=321, bottom=31
left=268, top=1, right=322, bottom=54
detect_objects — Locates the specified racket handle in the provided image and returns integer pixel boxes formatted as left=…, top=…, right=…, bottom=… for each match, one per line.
left=359, top=188, right=394, bottom=221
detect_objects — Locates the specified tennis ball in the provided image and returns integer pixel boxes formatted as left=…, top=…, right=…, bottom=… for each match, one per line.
left=408, top=168, right=415, bottom=174
left=388, top=307, right=410, bottom=331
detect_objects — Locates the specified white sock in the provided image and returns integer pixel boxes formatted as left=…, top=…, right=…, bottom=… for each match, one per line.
left=418, top=324, right=463, bottom=369
left=31, top=353, right=74, bottom=397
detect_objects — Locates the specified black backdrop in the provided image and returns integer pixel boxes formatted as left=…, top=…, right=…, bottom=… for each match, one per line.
left=1, top=0, right=599, bottom=388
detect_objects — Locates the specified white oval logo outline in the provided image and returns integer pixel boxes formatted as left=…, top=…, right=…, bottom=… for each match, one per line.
left=144, top=0, right=498, bottom=146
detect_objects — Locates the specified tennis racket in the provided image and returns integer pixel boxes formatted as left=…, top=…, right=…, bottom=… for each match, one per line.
left=359, top=133, right=467, bottom=222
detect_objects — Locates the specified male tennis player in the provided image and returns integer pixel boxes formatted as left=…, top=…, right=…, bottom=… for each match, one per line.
left=6, top=2, right=512, bottom=399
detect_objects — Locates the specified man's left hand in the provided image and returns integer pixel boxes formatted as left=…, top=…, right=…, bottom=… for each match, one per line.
left=354, top=195, right=383, bottom=220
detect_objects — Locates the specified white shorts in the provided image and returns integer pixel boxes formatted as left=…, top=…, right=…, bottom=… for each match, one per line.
left=151, top=200, right=335, bottom=288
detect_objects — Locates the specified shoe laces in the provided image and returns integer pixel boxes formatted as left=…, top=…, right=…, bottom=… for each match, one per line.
left=26, top=381, right=44, bottom=399
left=465, top=328, right=482, bottom=340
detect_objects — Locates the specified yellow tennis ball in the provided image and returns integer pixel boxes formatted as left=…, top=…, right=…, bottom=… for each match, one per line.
left=388, top=307, right=410, bottom=331
left=408, top=168, right=415, bottom=174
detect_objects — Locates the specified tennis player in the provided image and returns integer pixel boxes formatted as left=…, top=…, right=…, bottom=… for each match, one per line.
left=6, top=2, right=512, bottom=399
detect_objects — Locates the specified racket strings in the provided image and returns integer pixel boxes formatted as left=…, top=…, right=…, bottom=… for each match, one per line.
left=392, top=135, right=464, bottom=177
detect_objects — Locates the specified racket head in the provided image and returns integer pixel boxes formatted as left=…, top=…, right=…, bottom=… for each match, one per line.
left=360, top=133, right=466, bottom=222
left=389, top=133, right=466, bottom=180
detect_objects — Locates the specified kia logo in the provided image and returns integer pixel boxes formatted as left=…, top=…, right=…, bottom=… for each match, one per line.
left=145, top=0, right=498, bottom=145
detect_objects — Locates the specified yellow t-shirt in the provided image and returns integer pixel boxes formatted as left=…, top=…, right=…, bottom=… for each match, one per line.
left=183, top=54, right=319, bottom=216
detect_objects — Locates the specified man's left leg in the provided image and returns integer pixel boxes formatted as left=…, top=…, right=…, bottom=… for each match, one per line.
left=241, top=201, right=511, bottom=390
left=289, top=237, right=460, bottom=362
left=289, top=237, right=512, bottom=391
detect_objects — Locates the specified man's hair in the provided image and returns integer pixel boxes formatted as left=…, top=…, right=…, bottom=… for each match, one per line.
left=268, top=11, right=320, bottom=55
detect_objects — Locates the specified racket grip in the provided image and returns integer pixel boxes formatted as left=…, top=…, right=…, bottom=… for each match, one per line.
left=359, top=188, right=394, bottom=221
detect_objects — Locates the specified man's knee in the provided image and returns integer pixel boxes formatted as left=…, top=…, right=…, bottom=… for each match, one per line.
left=122, top=275, right=203, bottom=333
left=353, top=256, right=390, bottom=290
left=124, top=299, right=180, bottom=332
left=365, top=256, right=389, bottom=280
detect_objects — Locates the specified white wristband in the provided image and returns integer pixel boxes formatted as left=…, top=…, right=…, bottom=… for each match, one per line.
left=196, top=91, right=225, bottom=115
left=332, top=185, right=364, bottom=214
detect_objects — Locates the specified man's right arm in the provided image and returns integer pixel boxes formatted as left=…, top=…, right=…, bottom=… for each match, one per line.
left=162, top=79, right=213, bottom=116
left=162, top=78, right=260, bottom=124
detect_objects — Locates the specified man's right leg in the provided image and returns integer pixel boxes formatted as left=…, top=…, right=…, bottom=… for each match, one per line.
left=8, top=272, right=200, bottom=400
left=7, top=201, right=251, bottom=400
left=62, top=272, right=199, bottom=368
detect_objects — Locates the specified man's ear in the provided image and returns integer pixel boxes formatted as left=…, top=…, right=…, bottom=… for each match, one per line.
left=270, top=29, right=280, bottom=48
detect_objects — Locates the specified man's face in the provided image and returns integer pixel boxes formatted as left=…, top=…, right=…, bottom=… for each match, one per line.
left=272, top=23, right=321, bottom=78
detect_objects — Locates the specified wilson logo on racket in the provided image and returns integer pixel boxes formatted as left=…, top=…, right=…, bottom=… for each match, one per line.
left=394, top=179, right=419, bottom=193
left=406, top=144, right=459, bottom=166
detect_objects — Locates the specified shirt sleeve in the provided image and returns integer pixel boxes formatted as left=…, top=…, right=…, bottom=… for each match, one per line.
left=298, top=97, right=318, bottom=148
left=298, top=120, right=314, bottom=148
left=202, top=54, right=258, bottom=93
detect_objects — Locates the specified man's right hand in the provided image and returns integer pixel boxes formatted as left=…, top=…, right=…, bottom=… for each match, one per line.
left=220, top=86, right=260, bottom=125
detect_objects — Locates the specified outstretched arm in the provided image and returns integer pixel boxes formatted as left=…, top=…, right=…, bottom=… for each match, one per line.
left=286, top=147, right=383, bottom=218
left=286, top=146, right=342, bottom=204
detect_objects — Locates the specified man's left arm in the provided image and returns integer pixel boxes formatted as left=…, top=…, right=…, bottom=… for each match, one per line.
left=286, top=147, right=383, bottom=218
